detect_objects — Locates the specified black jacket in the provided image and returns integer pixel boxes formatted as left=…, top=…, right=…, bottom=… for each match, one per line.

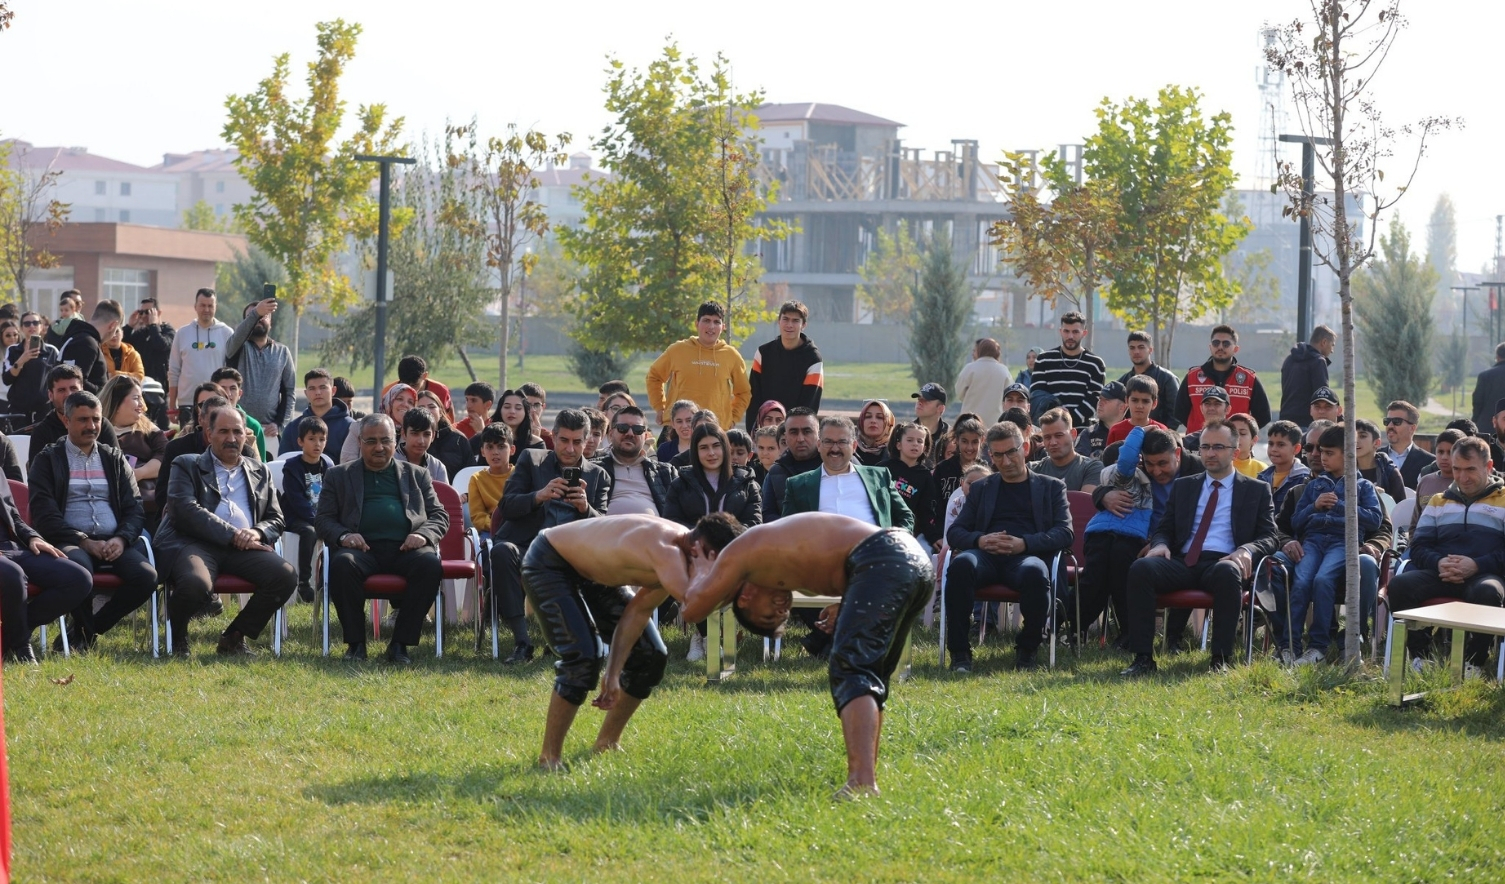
left=55, top=320, right=107, bottom=394
left=760, top=450, right=822, bottom=522
left=155, top=449, right=284, bottom=578
left=123, top=321, right=175, bottom=387
left=594, top=453, right=676, bottom=516
left=663, top=465, right=763, bottom=530
left=1385, top=445, right=1437, bottom=491
left=1278, top=343, right=1330, bottom=425
left=1473, top=361, right=1505, bottom=429
left=0, top=475, right=38, bottom=546
left=494, top=449, right=610, bottom=550
left=158, top=430, right=257, bottom=505
left=746, top=334, right=823, bottom=431
left=429, top=425, right=475, bottom=483
left=0, top=433, right=23, bottom=484
left=26, top=411, right=119, bottom=473
left=948, top=471, right=1072, bottom=555
left=27, top=440, right=145, bottom=546
left=887, top=458, right=942, bottom=544
left=1150, top=471, right=1279, bottom=561
left=1118, top=363, right=1181, bottom=427
left=2, top=341, right=61, bottom=420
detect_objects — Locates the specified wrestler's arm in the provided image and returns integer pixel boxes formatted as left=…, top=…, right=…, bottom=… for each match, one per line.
left=680, top=543, right=751, bottom=623
left=595, top=585, right=669, bottom=710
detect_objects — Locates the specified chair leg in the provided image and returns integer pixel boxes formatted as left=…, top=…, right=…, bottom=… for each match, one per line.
left=58, top=617, right=70, bottom=657
left=371, top=598, right=382, bottom=641
left=150, top=590, right=160, bottom=658
left=272, top=607, right=283, bottom=657
left=321, top=555, right=331, bottom=657
left=489, top=583, right=500, bottom=660
left=435, top=590, right=444, bottom=659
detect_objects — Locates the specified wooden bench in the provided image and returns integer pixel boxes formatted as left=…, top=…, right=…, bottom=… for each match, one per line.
left=703, top=593, right=914, bottom=684
left=1387, top=601, right=1505, bottom=706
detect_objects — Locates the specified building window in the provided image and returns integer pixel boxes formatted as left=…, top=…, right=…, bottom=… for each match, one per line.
left=215, top=180, right=226, bottom=194
left=215, top=204, right=225, bottom=216
left=94, top=208, right=106, bottom=222
left=120, top=182, right=131, bottom=196
left=119, top=210, right=130, bottom=223
left=94, top=181, right=106, bottom=195
left=102, top=268, right=151, bottom=312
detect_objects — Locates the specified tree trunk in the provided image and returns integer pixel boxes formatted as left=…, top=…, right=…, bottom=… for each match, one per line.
left=456, top=345, right=477, bottom=383
left=497, top=266, right=512, bottom=394
left=288, top=303, right=301, bottom=371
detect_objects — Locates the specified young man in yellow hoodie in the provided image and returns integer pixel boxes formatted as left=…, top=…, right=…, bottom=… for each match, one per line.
left=645, top=302, right=752, bottom=429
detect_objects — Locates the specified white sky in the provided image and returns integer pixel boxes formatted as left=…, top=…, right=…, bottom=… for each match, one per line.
left=0, top=0, right=1493, bottom=269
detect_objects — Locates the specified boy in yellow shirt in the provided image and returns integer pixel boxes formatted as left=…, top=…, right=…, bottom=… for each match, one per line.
left=468, top=423, right=513, bottom=536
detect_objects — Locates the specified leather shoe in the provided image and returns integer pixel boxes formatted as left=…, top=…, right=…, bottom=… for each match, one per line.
left=216, top=630, right=257, bottom=657
left=1015, top=650, right=1041, bottom=671
left=171, top=635, right=191, bottom=658
left=297, top=582, right=315, bottom=603
left=1208, top=653, right=1231, bottom=673
left=192, top=596, right=224, bottom=621
left=1121, top=655, right=1158, bottom=677
left=385, top=642, right=412, bottom=665
left=53, top=628, right=96, bottom=655
left=503, top=642, right=535, bottom=665
left=344, top=642, right=367, bottom=660
left=6, top=644, right=37, bottom=664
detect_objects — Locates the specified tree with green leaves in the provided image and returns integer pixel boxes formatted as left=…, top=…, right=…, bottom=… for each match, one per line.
left=447, top=122, right=569, bottom=393
left=0, top=137, right=70, bottom=300
left=560, top=42, right=788, bottom=363
left=856, top=226, right=921, bottom=323
left=1083, top=86, right=1248, bottom=357
left=908, top=229, right=972, bottom=392
left=1267, top=0, right=1456, bottom=663
left=1355, top=217, right=1437, bottom=411
left=990, top=151, right=1119, bottom=337
left=216, top=245, right=290, bottom=340
left=181, top=201, right=241, bottom=234
left=222, top=19, right=405, bottom=358
left=319, top=128, right=492, bottom=377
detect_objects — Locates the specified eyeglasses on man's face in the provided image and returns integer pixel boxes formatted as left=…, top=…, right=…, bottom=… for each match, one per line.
left=1200, top=443, right=1235, bottom=454
left=361, top=437, right=395, bottom=447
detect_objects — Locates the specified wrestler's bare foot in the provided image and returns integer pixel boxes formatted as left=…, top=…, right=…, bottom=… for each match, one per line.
left=592, top=740, right=621, bottom=755
left=537, top=756, right=567, bottom=772
left=832, top=782, right=880, bottom=802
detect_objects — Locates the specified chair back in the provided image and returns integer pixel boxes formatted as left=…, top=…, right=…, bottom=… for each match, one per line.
left=8, top=478, right=28, bottom=524
left=1377, top=491, right=1397, bottom=516
left=1389, top=497, right=1415, bottom=543
left=9, top=435, right=29, bottom=471
left=452, top=466, right=486, bottom=502
left=1067, top=490, right=1096, bottom=566
left=430, top=482, right=468, bottom=560
left=266, top=459, right=286, bottom=494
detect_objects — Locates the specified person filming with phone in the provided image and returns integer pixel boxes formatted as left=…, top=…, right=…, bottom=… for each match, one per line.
left=3, top=311, right=63, bottom=423
left=489, top=408, right=611, bottom=664
left=226, top=289, right=296, bottom=444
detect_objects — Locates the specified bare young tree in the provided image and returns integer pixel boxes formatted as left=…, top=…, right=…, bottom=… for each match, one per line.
left=0, top=140, right=71, bottom=300
left=1266, top=0, right=1458, bottom=663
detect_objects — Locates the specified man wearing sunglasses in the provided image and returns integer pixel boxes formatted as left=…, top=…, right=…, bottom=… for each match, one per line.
left=1380, top=400, right=1434, bottom=491
left=1174, top=325, right=1271, bottom=434
left=594, top=406, right=675, bottom=518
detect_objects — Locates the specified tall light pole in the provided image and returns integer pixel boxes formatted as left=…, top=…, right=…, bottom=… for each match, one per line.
left=1279, top=134, right=1333, bottom=343
left=355, top=153, right=416, bottom=395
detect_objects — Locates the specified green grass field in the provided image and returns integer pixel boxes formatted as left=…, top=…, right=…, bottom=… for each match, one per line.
left=8, top=609, right=1505, bottom=881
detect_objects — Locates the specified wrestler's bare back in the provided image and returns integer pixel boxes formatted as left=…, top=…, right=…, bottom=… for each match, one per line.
left=540, top=515, right=692, bottom=594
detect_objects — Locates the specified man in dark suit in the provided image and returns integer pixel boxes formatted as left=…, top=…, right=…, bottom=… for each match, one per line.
left=491, top=408, right=611, bottom=664
left=316, top=413, right=449, bottom=663
left=1121, top=420, right=1279, bottom=675
left=1382, top=400, right=1435, bottom=491
left=945, top=420, right=1073, bottom=672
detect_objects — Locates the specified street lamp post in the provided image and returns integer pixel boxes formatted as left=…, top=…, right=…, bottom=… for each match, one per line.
left=1279, top=134, right=1334, bottom=343
left=355, top=153, right=416, bottom=396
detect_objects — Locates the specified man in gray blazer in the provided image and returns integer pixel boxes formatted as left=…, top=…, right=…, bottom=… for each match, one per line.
left=157, top=406, right=296, bottom=657
left=316, top=414, right=449, bottom=664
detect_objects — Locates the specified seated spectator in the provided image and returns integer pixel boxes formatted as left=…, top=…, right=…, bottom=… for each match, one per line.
left=1279, top=424, right=1383, bottom=665
left=1105, top=375, right=1169, bottom=447
left=594, top=406, right=674, bottom=518
left=933, top=413, right=986, bottom=503
left=332, top=376, right=366, bottom=422
left=100, top=375, right=168, bottom=517
left=0, top=466, right=90, bottom=662
left=760, top=407, right=820, bottom=522
left=415, top=387, right=475, bottom=479
left=0, top=319, right=19, bottom=413
left=854, top=399, right=895, bottom=467
left=282, top=369, right=355, bottom=463
left=1382, top=400, right=1435, bottom=490
left=394, top=407, right=449, bottom=485
left=101, top=322, right=145, bottom=381
left=1257, top=420, right=1310, bottom=514
left=944, top=420, right=1071, bottom=672
left=595, top=379, right=631, bottom=409
left=2, top=311, right=62, bottom=423
left=490, top=389, right=546, bottom=466
left=211, top=367, right=266, bottom=460
left=27, top=390, right=157, bottom=652
left=1121, top=421, right=1279, bottom=676
left=280, top=417, right=332, bottom=602
left=1354, top=418, right=1406, bottom=502
left=726, top=427, right=756, bottom=477
left=160, top=385, right=258, bottom=503
left=581, top=407, right=607, bottom=460
left=383, top=354, right=455, bottom=422
left=1300, top=419, right=1335, bottom=470
left=156, top=406, right=297, bottom=656
left=490, top=409, right=610, bottom=664
left=1309, top=386, right=1342, bottom=424
left=457, top=382, right=495, bottom=440
left=1075, top=381, right=1126, bottom=460
left=1001, top=383, right=1031, bottom=421
left=1412, top=429, right=1463, bottom=532
left=25, top=364, right=121, bottom=471
left=885, top=421, right=941, bottom=550
left=467, top=424, right=513, bottom=535
left=1180, top=386, right=1229, bottom=453
left=664, top=421, right=762, bottom=661
left=755, top=400, right=787, bottom=429
left=1000, top=407, right=1044, bottom=462
left=1070, top=426, right=1164, bottom=644
left=669, top=409, right=720, bottom=469
left=342, top=383, right=415, bottom=464
left=519, top=383, right=554, bottom=450
left=1227, top=413, right=1268, bottom=477
left=655, top=399, right=698, bottom=463
left=942, top=463, right=992, bottom=538
left=752, top=426, right=781, bottom=479
left=316, top=414, right=449, bottom=663
left=1387, top=436, right=1505, bottom=677
left=1033, top=407, right=1102, bottom=492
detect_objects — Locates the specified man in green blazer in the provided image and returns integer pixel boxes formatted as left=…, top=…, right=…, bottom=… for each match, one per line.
left=782, top=415, right=914, bottom=531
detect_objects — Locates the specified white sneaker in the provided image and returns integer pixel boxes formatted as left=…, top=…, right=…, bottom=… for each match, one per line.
left=1464, top=662, right=1485, bottom=681
left=1410, top=657, right=1428, bottom=674
left=1278, top=648, right=1295, bottom=667
left=1295, top=648, right=1325, bottom=666
left=686, top=633, right=706, bottom=662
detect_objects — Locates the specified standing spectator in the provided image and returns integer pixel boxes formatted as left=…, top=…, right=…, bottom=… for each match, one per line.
left=955, top=338, right=1011, bottom=423
left=655, top=399, right=698, bottom=463
left=746, top=299, right=822, bottom=431
left=123, top=297, right=175, bottom=394
left=211, top=367, right=266, bottom=460
left=944, top=420, right=1072, bottom=672
left=101, top=323, right=144, bottom=381
left=3, top=311, right=60, bottom=422
left=1118, top=331, right=1180, bottom=427
left=1257, top=420, right=1311, bottom=515
left=281, top=369, right=356, bottom=464
left=854, top=399, right=895, bottom=467
left=1015, top=349, right=1036, bottom=388
left=225, top=297, right=296, bottom=441
left=760, top=407, right=821, bottom=522
left=911, top=383, right=950, bottom=469
left=1279, top=325, right=1335, bottom=426
left=156, top=406, right=297, bottom=656
left=885, top=421, right=942, bottom=549
left=280, top=416, right=331, bottom=602
left=490, top=389, right=546, bottom=466
left=100, top=375, right=168, bottom=518
left=1354, top=418, right=1407, bottom=503
left=1175, top=325, right=1271, bottom=432
left=1075, top=381, right=1126, bottom=460
left=0, top=319, right=19, bottom=413
left=55, top=299, right=118, bottom=395
left=457, top=382, right=495, bottom=441
left=646, top=302, right=752, bottom=429
left=167, top=288, right=234, bottom=424
left=1028, top=311, right=1106, bottom=428
left=25, top=365, right=121, bottom=470
left=381, top=355, right=456, bottom=423
left=413, top=388, right=474, bottom=480
left=332, top=376, right=365, bottom=421
left=1471, top=342, right=1505, bottom=430
left=1033, top=408, right=1102, bottom=492
left=1382, top=400, right=1435, bottom=490
left=45, top=290, right=83, bottom=350
left=1387, top=436, right=1505, bottom=678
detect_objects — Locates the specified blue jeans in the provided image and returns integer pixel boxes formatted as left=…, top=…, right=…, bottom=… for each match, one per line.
left=1278, top=535, right=1378, bottom=652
